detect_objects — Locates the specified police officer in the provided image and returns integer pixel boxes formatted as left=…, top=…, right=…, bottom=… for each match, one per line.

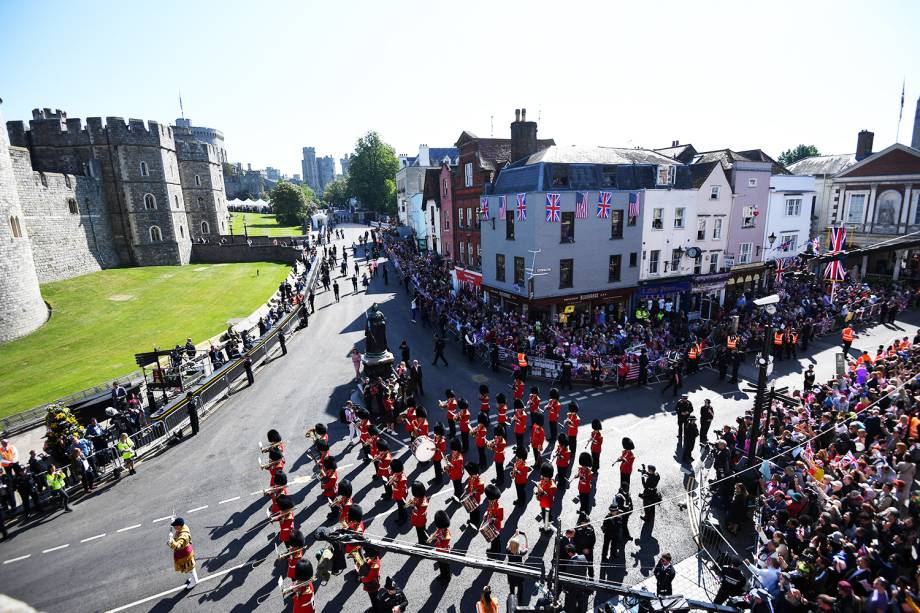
left=730, top=348, right=742, bottom=384
left=638, top=465, right=661, bottom=523
left=699, top=398, right=714, bottom=444
left=681, top=415, right=699, bottom=465
left=675, top=394, right=693, bottom=440
left=717, top=346, right=729, bottom=381
left=373, top=576, right=408, bottom=612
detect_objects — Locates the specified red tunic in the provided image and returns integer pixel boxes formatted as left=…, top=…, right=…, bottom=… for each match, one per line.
left=279, top=513, right=295, bottom=542
left=466, top=475, right=484, bottom=505
left=270, top=486, right=288, bottom=514
left=337, top=497, right=353, bottom=525
left=485, top=499, right=504, bottom=530
left=527, top=394, right=541, bottom=414
left=555, top=444, right=571, bottom=469
left=531, top=425, right=545, bottom=451
left=496, top=402, right=508, bottom=424
left=413, top=417, right=429, bottom=438
left=292, top=581, right=315, bottom=612
left=492, top=436, right=506, bottom=464
left=479, top=393, right=490, bottom=414
left=577, top=466, right=592, bottom=494
left=546, top=399, right=561, bottom=425
left=432, top=528, right=451, bottom=552
left=538, top=477, right=557, bottom=509
left=358, top=420, right=370, bottom=443
left=321, top=470, right=338, bottom=499
left=448, top=453, right=464, bottom=481
left=475, top=425, right=488, bottom=449
left=410, top=496, right=428, bottom=527
left=590, top=430, right=603, bottom=454
left=445, top=398, right=457, bottom=423
left=619, top=450, right=635, bottom=475
left=376, top=451, right=392, bottom=478
left=360, top=557, right=381, bottom=592
left=344, top=520, right=365, bottom=553
left=513, top=458, right=529, bottom=485
left=566, top=413, right=580, bottom=438
left=459, top=409, right=471, bottom=433
left=514, top=408, right=527, bottom=435
left=391, top=472, right=407, bottom=501
left=403, top=406, right=416, bottom=434
left=286, top=548, right=304, bottom=579
left=512, top=380, right=524, bottom=401
left=432, top=435, right=445, bottom=462
left=269, top=460, right=285, bottom=487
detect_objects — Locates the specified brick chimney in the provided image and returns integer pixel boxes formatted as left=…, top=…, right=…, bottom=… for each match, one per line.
left=855, top=130, right=874, bottom=161
left=510, top=107, right=538, bottom=164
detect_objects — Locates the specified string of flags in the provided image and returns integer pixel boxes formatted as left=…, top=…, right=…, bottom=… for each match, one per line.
left=479, top=191, right=643, bottom=222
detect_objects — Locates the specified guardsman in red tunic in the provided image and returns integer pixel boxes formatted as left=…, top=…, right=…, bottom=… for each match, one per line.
left=439, top=389, right=458, bottom=439
left=512, top=446, right=529, bottom=506
left=447, top=438, right=465, bottom=501
left=495, top=392, right=508, bottom=428
left=482, top=483, right=505, bottom=556
left=464, top=461, right=485, bottom=530
left=513, top=398, right=528, bottom=451
left=409, top=481, right=429, bottom=544
left=344, top=505, right=365, bottom=555
left=527, top=386, right=541, bottom=415
left=429, top=510, right=452, bottom=584
left=546, top=388, right=561, bottom=442
left=358, top=544, right=382, bottom=609
left=431, top=423, right=446, bottom=484
left=264, top=448, right=285, bottom=487
left=536, top=464, right=557, bottom=533
left=285, top=529, right=306, bottom=580
left=458, top=398, right=471, bottom=452
left=590, top=419, right=603, bottom=473
left=376, top=439, right=392, bottom=495
left=266, top=470, right=288, bottom=514
left=479, top=384, right=491, bottom=417
left=270, top=494, right=296, bottom=545
left=402, top=398, right=416, bottom=436
left=512, top=372, right=525, bottom=403
left=490, top=423, right=508, bottom=487
left=357, top=408, right=371, bottom=460
left=320, top=456, right=338, bottom=502
left=390, top=457, right=408, bottom=525
left=575, top=452, right=594, bottom=515
left=474, top=412, right=489, bottom=470
left=328, top=479, right=353, bottom=524
left=290, top=559, right=315, bottom=612
left=411, top=407, right=429, bottom=438
left=564, top=401, right=580, bottom=454
left=531, top=411, right=546, bottom=468
left=262, top=428, right=285, bottom=454
left=367, top=425, right=380, bottom=474
left=382, top=393, right=395, bottom=430
left=554, top=434, right=571, bottom=491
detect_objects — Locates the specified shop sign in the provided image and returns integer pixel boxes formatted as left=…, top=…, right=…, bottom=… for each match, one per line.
left=691, top=272, right=730, bottom=293
left=455, top=267, right=482, bottom=287
left=636, top=280, right=691, bottom=299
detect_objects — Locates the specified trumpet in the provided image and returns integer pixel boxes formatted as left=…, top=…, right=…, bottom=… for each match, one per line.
left=259, top=440, right=282, bottom=453
left=278, top=576, right=314, bottom=599
left=305, top=428, right=319, bottom=441
left=349, top=549, right=366, bottom=568
left=260, top=460, right=282, bottom=471
left=262, top=484, right=286, bottom=496
left=266, top=509, right=293, bottom=523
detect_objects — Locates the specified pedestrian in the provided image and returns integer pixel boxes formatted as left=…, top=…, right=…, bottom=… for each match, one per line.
left=681, top=415, right=699, bottom=464
left=730, top=349, right=742, bottom=383
left=382, top=264, right=388, bottom=285
left=342, top=400, right=358, bottom=445
left=167, top=517, right=199, bottom=589
left=600, top=504, right=619, bottom=559
left=654, top=553, right=675, bottom=596
left=573, top=511, right=597, bottom=579
left=561, top=360, right=573, bottom=391
left=638, top=349, right=649, bottom=387
left=713, top=557, right=746, bottom=604
left=399, top=340, right=410, bottom=364
left=842, top=324, right=856, bottom=355
left=410, top=360, right=424, bottom=396
left=308, top=289, right=315, bottom=313
left=46, top=464, right=71, bottom=512
left=333, top=280, right=340, bottom=302
left=351, top=274, right=358, bottom=293
left=490, top=343, right=499, bottom=372
left=699, top=398, right=714, bottom=443
left=186, top=392, right=200, bottom=436
left=476, top=585, right=499, bottom=613
left=661, top=361, right=682, bottom=397
left=116, top=432, right=137, bottom=475
left=432, top=334, right=448, bottom=367
left=675, top=394, right=693, bottom=440
left=410, top=297, right=417, bottom=322
left=351, top=348, right=362, bottom=380
left=638, top=465, right=661, bottom=522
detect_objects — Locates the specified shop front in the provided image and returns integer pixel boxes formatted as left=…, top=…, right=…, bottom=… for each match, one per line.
left=484, top=287, right=526, bottom=315
left=725, top=263, right=766, bottom=304
left=688, top=272, right=729, bottom=320
left=635, top=277, right=692, bottom=317
left=527, top=288, right=634, bottom=326
left=453, top=266, right=482, bottom=293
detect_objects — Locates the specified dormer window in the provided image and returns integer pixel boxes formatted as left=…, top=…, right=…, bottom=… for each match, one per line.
left=656, top=164, right=675, bottom=186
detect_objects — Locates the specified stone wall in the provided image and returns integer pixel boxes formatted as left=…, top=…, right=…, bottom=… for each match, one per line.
left=9, top=147, right=119, bottom=283
left=191, top=243, right=299, bottom=265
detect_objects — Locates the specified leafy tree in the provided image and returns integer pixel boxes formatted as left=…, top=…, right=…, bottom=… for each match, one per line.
left=347, top=131, right=399, bottom=214
left=323, top=177, right=350, bottom=207
left=778, top=144, right=820, bottom=166
left=269, top=181, right=309, bottom=225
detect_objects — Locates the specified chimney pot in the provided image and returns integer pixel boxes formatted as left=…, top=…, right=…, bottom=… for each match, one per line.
left=515, top=109, right=520, bottom=122
left=521, top=108, right=527, bottom=121
left=855, top=130, right=874, bottom=161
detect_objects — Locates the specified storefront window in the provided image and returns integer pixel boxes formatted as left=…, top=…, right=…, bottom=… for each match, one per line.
left=514, top=256, right=525, bottom=285
left=559, top=259, right=573, bottom=288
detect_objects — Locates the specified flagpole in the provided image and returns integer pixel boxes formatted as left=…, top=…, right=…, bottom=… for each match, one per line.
left=896, top=78, right=905, bottom=143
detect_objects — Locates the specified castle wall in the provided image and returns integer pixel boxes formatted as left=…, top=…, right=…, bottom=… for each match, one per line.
left=191, top=243, right=299, bottom=265
left=177, top=143, right=228, bottom=240
left=9, top=147, right=119, bottom=283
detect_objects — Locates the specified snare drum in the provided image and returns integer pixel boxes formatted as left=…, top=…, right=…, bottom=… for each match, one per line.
left=411, top=436, right=436, bottom=462
left=460, top=494, right=479, bottom=512
left=479, top=523, right=500, bottom=542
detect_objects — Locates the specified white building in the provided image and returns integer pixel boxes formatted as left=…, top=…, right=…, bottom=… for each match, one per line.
left=762, top=174, right=815, bottom=262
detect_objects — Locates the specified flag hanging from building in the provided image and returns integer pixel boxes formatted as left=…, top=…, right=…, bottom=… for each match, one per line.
left=575, top=192, right=589, bottom=219
left=628, top=192, right=641, bottom=218
left=774, top=257, right=795, bottom=282
left=480, top=197, right=490, bottom=219
left=498, top=195, right=507, bottom=220
left=827, top=225, right=846, bottom=252
left=516, top=193, right=527, bottom=221
left=545, top=193, right=561, bottom=222
left=824, top=226, right=847, bottom=281
left=596, top=191, right=611, bottom=219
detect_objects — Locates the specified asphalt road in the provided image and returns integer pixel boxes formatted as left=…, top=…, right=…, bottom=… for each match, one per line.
left=1, top=223, right=917, bottom=613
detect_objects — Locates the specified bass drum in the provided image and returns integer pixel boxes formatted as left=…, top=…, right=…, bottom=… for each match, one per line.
left=410, top=436, right=436, bottom=462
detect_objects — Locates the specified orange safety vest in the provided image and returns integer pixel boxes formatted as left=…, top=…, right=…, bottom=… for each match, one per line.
left=774, top=331, right=784, bottom=346
left=0, top=447, right=14, bottom=464
left=688, top=346, right=698, bottom=359
left=726, top=336, right=737, bottom=349
left=517, top=353, right=528, bottom=368
left=900, top=339, right=911, bottom=350
left=842, top=327, right=854, bottom=342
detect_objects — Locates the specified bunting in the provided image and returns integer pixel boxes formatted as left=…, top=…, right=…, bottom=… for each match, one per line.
left=628, top=192, right=641, bottom=218
left=824, top=226, right=847, bottom=282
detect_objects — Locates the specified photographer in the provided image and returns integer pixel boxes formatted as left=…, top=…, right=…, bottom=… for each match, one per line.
left=638, top=464, right=661, bottom=523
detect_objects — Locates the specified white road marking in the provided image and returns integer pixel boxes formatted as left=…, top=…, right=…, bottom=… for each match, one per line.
left=103, top=562, right=247, bottom=612
left=117, top=524, right=142, bottom=533
left=187, top=505, right=208, bottom=514
left=81, top=533, right=106, bottom=543
left=3, top=555, right=31, bottom=564
left=152, top=516, right=173, bottom=523
left=573, top=396, right=587, bottom=401
left=219, top=496, right=241, bottom=504
left=42, top=544, right=70, bottom=553
left=250, top=490, right=262, bottom=496
left=590, top=392, right=603, bottom=397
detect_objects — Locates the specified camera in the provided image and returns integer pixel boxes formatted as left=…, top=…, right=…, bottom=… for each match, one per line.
left=638, top=463, right=649, bottom=475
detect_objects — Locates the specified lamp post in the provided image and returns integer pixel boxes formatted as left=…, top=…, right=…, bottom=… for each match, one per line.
left=746, top=294, right=778, bottom=469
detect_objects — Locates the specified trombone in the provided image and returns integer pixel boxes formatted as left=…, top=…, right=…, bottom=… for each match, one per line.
left=262, top=484, right=286, bottom=496
left=259, top=440, right=282, bottom=453
left=277, top=576, right=314, bottom=599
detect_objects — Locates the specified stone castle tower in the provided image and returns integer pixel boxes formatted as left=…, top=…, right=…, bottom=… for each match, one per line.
left=0, top=101, right=47, bottom=342
left=175, top=136, right=229, bottom=239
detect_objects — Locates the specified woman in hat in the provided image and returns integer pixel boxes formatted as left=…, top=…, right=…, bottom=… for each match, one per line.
left=167, top=517, right=198, bottom=589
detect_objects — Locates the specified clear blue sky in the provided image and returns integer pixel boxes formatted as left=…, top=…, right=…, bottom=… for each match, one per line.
left=2, top=0, right=919, bottom=178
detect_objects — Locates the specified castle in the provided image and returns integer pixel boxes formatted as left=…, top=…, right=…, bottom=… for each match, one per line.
left=0, top=103, right=229, bottom=343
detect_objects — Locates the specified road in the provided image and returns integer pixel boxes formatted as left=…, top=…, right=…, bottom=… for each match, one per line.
left=1, top=222, right=916, bottom=613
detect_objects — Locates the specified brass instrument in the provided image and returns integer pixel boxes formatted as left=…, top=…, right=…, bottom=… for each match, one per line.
left=259, top=440, right=283, bottom=453
left=277, top=545, right=306, bottom=560
left=266, top=509, right=293, bottom=523
left=349, top=549, right=366, bottom=569
left=305, top=428, right=319, bottom=442
left=260, top=460, right=282, bottom=471
left=262, top=484, right=286, bottom=496
left=277, top=576, right=314, bottom=599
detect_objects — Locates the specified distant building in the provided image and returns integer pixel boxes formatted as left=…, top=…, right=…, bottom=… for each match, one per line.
left=395, top=144, right=459, bottom=238
left=317, top=156, right=335, bottom=192
left=340, top=154, right=351, bottom=176
left=301, top=147, right=318, bottom=192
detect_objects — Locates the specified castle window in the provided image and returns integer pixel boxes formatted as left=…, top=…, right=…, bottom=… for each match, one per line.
left=174, top=195, right=180, bottom=209
left=144, top=193, right=156, bottom=210
left=201, top=221, right=210, bottom=234
left=64, top=175, right=72, bottom=189
left=149, top=226, right=162, bottom=242
left=197, top=197, right=204, bottom=209
left=40, top=174, right=48, bottom=187
left=140, top=161, right=149, bottom=177
left=195, top=175, right=201, bottom=187
left=67, top=198, right=78, bottom=215
left=9, top=216, right=23, bottom=238
left=179, top=225, right=184, bottom=238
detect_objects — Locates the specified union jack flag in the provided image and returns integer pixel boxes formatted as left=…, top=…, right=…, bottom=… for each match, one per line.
left=516, top=193, right=527, bottom=221
left=479, top=197, right=490, bottom=220
left=774, top=257, right=794, bottom=282
left=628, top=192, right=641, bottom=218
left=575, top=192, right=589, bottom=219
left=809, top=236, right=821, bottom=255
left=824, top=226, right=847, bottom=281
left=498, top=195, right=507, bottom=220
left=545, top=193, right=561, bottom=222
left=827, top=226, right=846, bottom=252
left=596, top=191, right=611, bottom=219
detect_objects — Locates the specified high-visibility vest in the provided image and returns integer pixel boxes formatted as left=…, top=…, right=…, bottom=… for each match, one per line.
left=517, top=353, right=528, bottom=368
left=726, top=336, right=737, bottom=349
left=0, top=446, right=14, bottom=465
left=774, top=331, right=784, bottom=346
left=842, top=328, right=855, bottom=342
left=790, top=332, right=798, bottom=344
left=900, top=340, right=911, bottom=350
left=47, top=472, right=65, bottom=491
left=688, top=346, right=698, bottom=359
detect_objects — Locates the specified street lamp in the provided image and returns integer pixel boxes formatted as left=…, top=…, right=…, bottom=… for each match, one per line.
left=747, top=294, right=779, bottom=468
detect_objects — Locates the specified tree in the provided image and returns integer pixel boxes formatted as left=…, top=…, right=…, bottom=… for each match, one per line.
left=778, top=144, right=820, bottom=166
left=323, top=177, right=350, bottom=207
left=269, top=181, right=310, bottom=225
left=347, top=131, right=399, bottom=214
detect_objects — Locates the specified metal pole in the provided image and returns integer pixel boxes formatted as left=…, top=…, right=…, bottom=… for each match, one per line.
left=551, top=518, right=562, bottom=611
left=747, top=324, right=772, bottom=468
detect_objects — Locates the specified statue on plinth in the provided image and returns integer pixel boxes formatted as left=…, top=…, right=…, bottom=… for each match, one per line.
left=362, top=303, right=394, bottom=377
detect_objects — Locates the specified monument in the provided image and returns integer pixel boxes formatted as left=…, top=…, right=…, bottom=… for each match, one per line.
left=361, top=303, right=394, bottom=378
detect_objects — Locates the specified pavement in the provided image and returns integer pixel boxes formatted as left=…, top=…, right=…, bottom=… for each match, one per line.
left=1, top=222, right=917, bottom=613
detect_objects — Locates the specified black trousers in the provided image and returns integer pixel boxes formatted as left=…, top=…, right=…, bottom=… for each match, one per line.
left=549, top=420, right=558, bottom=442
left=437, top=560, right=450, bottom=582
left=396, top=499, right=407, bottom=523
left=579, top=491, right=591, bottom=515
left=433, top=460, right=443, bottom=481
left=532, top=446, right=542, bottom=467
left=494, top=461, right=505, bottom=486
left=591, top=451, right=600, bottom=473
left=477, top=446, right=487, bottom=469
left=461, top=431, right=469, bottom=452
left=416, top=526, right=426, bottom=544
left=568, top=435, right=576, bottom=455
left=447, top=419, right=456, bottom=440
left=515, top=432, right=525, bottom=450
left=700, top=420, right=712, bottom=442
left=515, top=483, right=526, bottom=504
left=452, top=479, right=463, bottom=499
left=601, top=535, right=615, bottom=558
left=556, top=465, right=569, bottom=490
left=489, top=536, right=501, bottom=556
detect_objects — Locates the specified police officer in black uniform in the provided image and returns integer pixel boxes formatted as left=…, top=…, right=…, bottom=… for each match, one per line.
left=675, top=394, right=693, bottom=440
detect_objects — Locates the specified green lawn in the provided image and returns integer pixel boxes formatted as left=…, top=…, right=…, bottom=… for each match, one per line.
left=229, top=212, right=305, bottom=237
left=0, top=262, right=291, bottom=418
